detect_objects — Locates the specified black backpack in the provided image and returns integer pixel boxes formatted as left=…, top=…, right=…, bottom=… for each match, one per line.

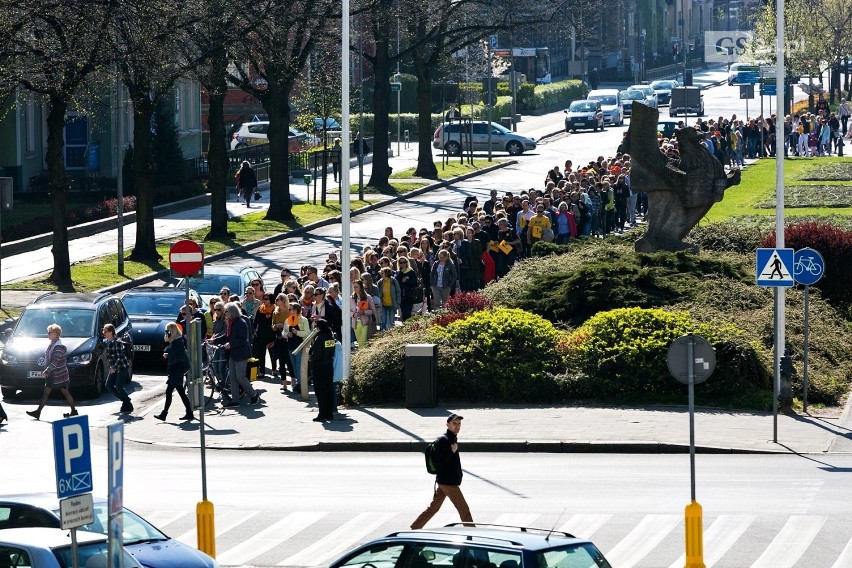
left=424, top=435, right=444, bottom=474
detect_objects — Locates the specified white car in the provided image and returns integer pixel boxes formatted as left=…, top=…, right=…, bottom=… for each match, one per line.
left=0, top=527, right=142, bottom=568
left=586, top=89, right=624, bottom=126
left=230, top=121, right=318, bottom=151
left=432, top=121, right=536, bottom=156
left=629, top=84, right=658, bottom=108
left=619, top=90, right=646, bottom=117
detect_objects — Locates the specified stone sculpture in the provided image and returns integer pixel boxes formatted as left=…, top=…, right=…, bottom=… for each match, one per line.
left=623, top=103, right=741, bottom=253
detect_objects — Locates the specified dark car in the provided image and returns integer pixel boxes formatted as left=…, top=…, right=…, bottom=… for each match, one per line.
left=175, top=265, right=261, bottom=307
left=563, top=100, right=604, bottom=132
left=0, top=292, right=133, bottom=398
left=121, top=287, right=201, bottom=359
left=649, top=79, right=679, bottom=105
left=0, top=493, right=216, bottom=568
left=328, top=523, right=611, bottom=568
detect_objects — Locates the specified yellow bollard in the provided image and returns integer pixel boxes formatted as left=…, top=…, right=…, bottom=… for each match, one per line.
left=684, top=500, right=705, bottom=568
left=197, top=499, right=216, bottom=558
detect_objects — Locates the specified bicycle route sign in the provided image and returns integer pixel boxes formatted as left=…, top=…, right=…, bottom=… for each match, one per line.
left=793, top=248, right=825, bottom=286
left=756, top=248, right=795, bottom=287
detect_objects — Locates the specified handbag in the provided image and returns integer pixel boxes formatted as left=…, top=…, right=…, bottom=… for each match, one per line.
left=366, top=314, right=378, bottom=338
left=254, top=190, right=262, bottom=201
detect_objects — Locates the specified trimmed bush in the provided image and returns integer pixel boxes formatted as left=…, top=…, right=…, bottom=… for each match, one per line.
left=563, top=307, right=769, bottom=399
left=443, top=291, right=492, bottom=314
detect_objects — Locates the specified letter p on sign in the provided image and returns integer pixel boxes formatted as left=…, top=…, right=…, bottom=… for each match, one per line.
left=63, top=424, right=84, bottom=474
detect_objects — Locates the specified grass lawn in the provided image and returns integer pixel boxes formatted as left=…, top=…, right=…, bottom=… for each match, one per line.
left=6, top=200, right=374, bottom=292
left=704, top=157, right=852, bottom=222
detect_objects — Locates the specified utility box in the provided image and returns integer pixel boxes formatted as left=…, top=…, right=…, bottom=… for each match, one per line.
left=405, top=343, right=438, bottom=408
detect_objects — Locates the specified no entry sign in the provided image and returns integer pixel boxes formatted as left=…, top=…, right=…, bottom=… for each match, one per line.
left=169, top=240, right=204, bottom=277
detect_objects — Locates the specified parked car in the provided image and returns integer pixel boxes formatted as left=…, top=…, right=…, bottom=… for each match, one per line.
left=563, top=100, right=604, bottom=132
left=432, top=121, right=536, bottom=156
left=669, top=86, right=705, bottom=117
left=629, top=84, right=658, bottom=108
left=175, top=265, right=261, bottom=307
left=0, top=493, right=216, bottom=568
left=649, top=79, right=680, bottom=105
left=0, top=292, right=133, bottom=398
left=328, top=523, right=612, bottom=568
left=314, top=117, right=342, bottom=131
left=230, top=121, right=316, bottom=152
left=0, top=528, right=142, bottom=568
left=121, top=287, right=201, bottom=359
left=586, top=89, right=624, bottom=126
left=619, top=89, right=646, bottom=117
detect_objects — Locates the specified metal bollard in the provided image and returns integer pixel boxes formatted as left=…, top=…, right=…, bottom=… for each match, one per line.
left=196, top=499, right=216, bottom=557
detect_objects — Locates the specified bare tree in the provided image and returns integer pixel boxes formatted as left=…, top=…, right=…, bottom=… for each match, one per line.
left=0, top=0, right=115, bottom=288
left=227, top=0, right=338, bottom=221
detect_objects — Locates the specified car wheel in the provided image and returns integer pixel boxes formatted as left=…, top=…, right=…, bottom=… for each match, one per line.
left=445, top=141, right=461, bottom=156
left=1, top=386, right=16, bottom=399
left=506, top=141, right=523, bottom=156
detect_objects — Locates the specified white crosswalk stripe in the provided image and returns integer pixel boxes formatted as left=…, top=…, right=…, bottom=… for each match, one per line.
left=603, top=514, right=681, bottom=568
left=217, top=511, right=327, bottom=566
left=143, top=511, right=188, bottom=530
left=831, top=535, right=852, bottom=568
left=174, top=511, right=259, bottom=547
left=277, top=512, right=396, bottom=567
left=750, top=515, right=826, bottom=568
left=558, top=514, right=612, bottom=539
left=491, top=513, right=540, bottom=528
left=667, top=515, right=755, bottom=568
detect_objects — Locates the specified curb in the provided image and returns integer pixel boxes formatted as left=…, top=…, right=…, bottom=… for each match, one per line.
left=121, top=436, right=789, bottom=454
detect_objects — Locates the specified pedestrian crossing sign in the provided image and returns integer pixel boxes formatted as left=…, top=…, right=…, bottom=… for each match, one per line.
left=756, top=248, right=795, bottom=287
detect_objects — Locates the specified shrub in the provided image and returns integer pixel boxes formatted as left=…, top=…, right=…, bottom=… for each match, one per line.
left=444, top=291, right=492, bottom=314
left=761, top=221, right=852, bottom=310
left=688, top=220, right=768, bottom=254
left=427, top=308, right=565, bottom=401
left=563, top=307, right=769, bottom=398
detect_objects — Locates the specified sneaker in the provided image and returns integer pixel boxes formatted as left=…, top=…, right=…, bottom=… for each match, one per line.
left=250, top=394, right=260, bottom=406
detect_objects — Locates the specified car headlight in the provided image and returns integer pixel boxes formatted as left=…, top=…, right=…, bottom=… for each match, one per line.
left=0, top=351, right=16, bottom=364
left=68, top=353, right=92, bottom=365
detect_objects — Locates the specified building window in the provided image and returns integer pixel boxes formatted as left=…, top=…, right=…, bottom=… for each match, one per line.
left=64, top=114, right=88, bottom=170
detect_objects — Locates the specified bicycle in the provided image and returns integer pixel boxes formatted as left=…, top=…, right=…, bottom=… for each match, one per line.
left=794, top=256, right=823, bottom=278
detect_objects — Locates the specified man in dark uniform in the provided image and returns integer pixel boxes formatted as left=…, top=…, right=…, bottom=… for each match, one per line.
left=309, top=319, right=337, bottom=422
left=410, top=414, right=473, bottom=529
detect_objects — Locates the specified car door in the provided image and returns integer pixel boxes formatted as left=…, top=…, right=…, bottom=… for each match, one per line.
left=0, top=545, right=34, bottom=568
left=471, top=123, right=489, bottom=151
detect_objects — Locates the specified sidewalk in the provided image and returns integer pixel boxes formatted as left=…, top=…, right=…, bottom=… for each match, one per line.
left=118, top=376, right=852, bottom=454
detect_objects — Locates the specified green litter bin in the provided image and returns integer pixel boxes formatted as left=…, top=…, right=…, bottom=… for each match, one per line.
left=303, top=174, right=312, bottom=185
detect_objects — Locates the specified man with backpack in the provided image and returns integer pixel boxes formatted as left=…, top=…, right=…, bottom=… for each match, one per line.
left=411, top=414, right=473, bottom=529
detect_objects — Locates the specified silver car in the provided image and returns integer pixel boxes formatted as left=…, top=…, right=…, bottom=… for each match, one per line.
left=629, top=84, right=658, bottom=108
left=432, top=121, right=536, bottom=156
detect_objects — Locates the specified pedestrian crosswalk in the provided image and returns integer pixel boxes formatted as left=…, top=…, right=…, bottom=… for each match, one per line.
left=138, top=508, right=852, bottom=567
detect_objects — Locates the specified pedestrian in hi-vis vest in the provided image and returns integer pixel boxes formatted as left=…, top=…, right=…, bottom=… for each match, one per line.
left=411, top=414, right=473, bottom=529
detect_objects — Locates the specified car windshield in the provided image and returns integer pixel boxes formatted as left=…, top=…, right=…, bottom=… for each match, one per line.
left=536, top=543, right=612, bottom=568
left=620, top=91, right=644, bottom=100
left=180, top=274, right=241, bottom=295
left=53, top=541, right=139, bottom=568
left=570, top=102, right=597, bottom=112
left=651, top=81, right=674, bottom=89
left=122, top=295, right=186, bottom=317
left=590, top=95, right=617, bottom=106
left=14, top=308, right=95, bottom=338
left=52, top=503, right=167, bottom=544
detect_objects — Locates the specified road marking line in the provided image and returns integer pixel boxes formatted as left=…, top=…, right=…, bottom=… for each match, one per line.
left=667, top=515, right=755, bottom=568
left=143, top=511, right=187, bottom=530
left=277, top=512, right=396, bottom=567
left=174, top=511, right=259, bottom=546
left=558, top=514, right=612, bottom=539
left=604, top=514, right=680, bottom=568
left=217, top=511, right=326, bottom=566
left=750, top=515, right=826, bottom=568
left=831, top=534, right=852, bottom=568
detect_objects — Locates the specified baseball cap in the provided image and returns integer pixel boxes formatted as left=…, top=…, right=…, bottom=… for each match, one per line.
left=447, top=413, right=464, bottom=422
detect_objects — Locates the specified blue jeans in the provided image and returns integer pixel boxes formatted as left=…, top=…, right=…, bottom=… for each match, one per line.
left=106, top=368, right=131, bottom=404
left=381, top=306, right=396, bottom=331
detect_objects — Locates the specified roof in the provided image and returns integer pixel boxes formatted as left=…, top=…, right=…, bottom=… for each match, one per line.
left=29, top=292, right=110, bottom=307
left=0, top=527, right=106, bottom=547
left=382, top=524, right=589, bottom=551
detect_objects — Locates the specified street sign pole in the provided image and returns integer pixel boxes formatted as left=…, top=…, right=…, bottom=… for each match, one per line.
left=687, top=335, right=696, bottom=502
left=794, top=247, right=825, bottom=412
left=803, top=285, right=810, bottom=412
left=775, top=0, right=787, bottom=444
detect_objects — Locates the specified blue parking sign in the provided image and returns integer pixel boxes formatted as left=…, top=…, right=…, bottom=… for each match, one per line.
left=52, top=415, right=93, bottom=499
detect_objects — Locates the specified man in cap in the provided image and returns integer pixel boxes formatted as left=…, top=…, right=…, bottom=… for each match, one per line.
left=411, top=413, right=473, bottom=529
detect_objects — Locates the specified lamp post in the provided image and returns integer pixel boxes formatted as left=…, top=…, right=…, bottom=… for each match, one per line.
left=640, top=29, right=646, bottom=82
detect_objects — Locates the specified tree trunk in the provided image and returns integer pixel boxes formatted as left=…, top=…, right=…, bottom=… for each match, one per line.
left=413, top=53, right=438, bottom=179
left=128, top=96, right=160, bottom=262
left=46, top=96, right=72, bottom=288
left=368, top=39, right=393, bottom=189
left=262, top=93, right=294, bottom=221
left=206, top=49, right=231, bottom=239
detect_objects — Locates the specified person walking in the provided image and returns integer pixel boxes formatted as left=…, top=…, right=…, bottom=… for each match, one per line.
left=236, top=160, right=257, bottom=208
left=410, top=414, right=474, bottom=529
left=155, top=322, right=193, bottom=422
left=222, top=302, right=260, bottom=407
left=26, top=324, right=77, bottom=420
left=102, top=323, right=133, bottom=413
left=309, top=319, right=337, bottom=422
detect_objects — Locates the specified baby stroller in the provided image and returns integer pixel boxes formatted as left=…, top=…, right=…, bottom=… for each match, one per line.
left=203, top=343, right=230, bottom=406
